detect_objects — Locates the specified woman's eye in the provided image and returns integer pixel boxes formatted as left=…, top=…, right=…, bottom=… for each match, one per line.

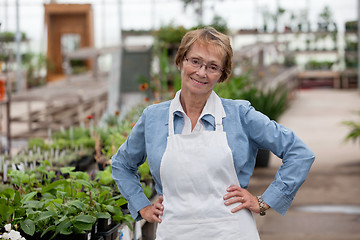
left=191, top=59, right=200, bottom=65
left=210, top=65, right=218, bottom=71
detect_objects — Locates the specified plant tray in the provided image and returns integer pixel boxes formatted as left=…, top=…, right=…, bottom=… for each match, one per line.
left=91, top=235, right=104, bottom=240
left=56, top=231, right=92, bottom=240
left=95, top=223, right=121, bottom=240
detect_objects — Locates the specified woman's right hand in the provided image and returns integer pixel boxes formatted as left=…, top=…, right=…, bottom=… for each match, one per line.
left=139, top=195, right=164, bottom=223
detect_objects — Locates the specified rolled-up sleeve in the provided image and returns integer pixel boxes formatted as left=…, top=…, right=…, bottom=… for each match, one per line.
left=243, top=103, right=315, bottom=215
left=111, top=108, right=151, bottom=221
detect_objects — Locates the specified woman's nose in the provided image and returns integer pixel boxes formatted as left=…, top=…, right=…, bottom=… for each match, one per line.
left=196, top=64, right=207, bottom=77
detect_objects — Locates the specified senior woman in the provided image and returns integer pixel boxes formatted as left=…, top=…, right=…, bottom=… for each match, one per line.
left=112, top=27, right=314, bottom=239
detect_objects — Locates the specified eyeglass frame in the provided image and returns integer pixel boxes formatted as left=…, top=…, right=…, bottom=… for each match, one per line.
left=184, top=56, right=224, bottom=74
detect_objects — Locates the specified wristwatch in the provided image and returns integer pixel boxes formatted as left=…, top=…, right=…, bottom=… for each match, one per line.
left=256, top=195, right=266, bottom=216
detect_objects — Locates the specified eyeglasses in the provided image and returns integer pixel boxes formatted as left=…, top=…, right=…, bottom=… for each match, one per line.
left=184, top=56, right=223, bottom=75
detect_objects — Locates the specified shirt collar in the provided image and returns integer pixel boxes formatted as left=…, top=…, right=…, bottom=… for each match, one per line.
left=170, top=90, right=226, bottom=121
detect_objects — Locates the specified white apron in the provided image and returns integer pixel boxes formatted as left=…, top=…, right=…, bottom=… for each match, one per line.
left=156, top=100, right=260, bottom=240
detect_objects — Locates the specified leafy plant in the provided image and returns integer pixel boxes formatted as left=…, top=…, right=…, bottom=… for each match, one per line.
left=22, top=52, right=51, bottom=88
left=342, top=111, right=360, bottom=144
left=0, top=53, right=10, bottom=62
left=305, top=59, right=334, bottom=70
left=154, top=23, right=188, bottom=45
left=2, top=162, right=133, bottom=239
left=0, top=31, right=27, bottom=42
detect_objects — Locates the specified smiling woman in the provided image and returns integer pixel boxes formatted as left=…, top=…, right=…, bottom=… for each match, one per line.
left=112, top=27, right=315, bottom=239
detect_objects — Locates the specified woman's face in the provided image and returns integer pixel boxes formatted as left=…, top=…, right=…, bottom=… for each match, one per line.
left=180, top=42, right=225, bottom=98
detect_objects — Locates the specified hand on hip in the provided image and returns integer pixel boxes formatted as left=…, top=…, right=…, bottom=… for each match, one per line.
left=139, top=195, right=164, bottom=223
left=223, top=185, right=262, bottom=214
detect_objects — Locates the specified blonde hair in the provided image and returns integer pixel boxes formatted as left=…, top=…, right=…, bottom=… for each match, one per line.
left=174, top=27, right=233, bottom=82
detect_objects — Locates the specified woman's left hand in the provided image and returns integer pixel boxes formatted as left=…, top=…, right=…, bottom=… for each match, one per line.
left=223, top=185, right=269, bottom=214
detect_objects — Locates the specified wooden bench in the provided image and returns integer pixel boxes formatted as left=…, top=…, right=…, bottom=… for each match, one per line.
left=297, top=70, right=340, bottom=89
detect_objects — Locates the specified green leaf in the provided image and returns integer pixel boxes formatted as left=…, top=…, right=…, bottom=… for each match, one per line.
left=143, top=185, right=153, bottom=199
left=60, top=167, right=76, bottom=174
left=75, top=179, right=92, bottom=188
left=55, top=219, right=72, bottom=235
left=97, top=171, right=114, bottom=185
left=115, top=197, right=128, bottom=207
left=106, top=205, right=122, bottom=216
left=2, top=188, right=15, bottom=199
left=20, top=219, right=35, bottom=236
left=95, top=212, right=111, bottom=219
left=35, top=210, right=57, bottom=222
left=14, top=191, right=21, bottom=204
left=123, top=214, right=134, bottom=230
left=72, top=221, right=93, bottom=231
left=72, top=215, right=96, bottom=224
left=21, top=192, right=37, bottom=204
left=41, top=225, right=56, bottom=238
left=60, top=227, right=72, bottom=235
left=23, top=200, right=44, bottom=209
left=68, top=200, right=85, bottom=211
left=42, top=179, right=68, bottom=193
left=0, top=205, right=12, bottom=221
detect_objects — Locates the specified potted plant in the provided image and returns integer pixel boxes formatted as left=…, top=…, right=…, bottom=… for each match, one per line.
left=2, top=161, right=132, bottom=240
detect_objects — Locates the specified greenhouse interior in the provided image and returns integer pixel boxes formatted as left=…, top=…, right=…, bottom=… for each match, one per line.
left=0, top=0, right=360, bottom=240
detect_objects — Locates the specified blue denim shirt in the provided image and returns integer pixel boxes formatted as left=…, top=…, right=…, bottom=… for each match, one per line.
left=111, top=98, right=315, bottom=220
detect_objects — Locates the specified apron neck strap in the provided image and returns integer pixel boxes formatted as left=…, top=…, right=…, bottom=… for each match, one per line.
left=215, top=115, right=223, bottom=132
left=168, top=110, right=175, bottom=136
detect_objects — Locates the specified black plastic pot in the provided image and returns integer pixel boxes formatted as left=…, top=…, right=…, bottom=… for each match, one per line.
left=96, top=223, right=121, bottom=240
left=97, top=217, right=113, bottom=232
left=91, top=221, right=98, bottom=238
left=19, top=230, right=53, bottom=240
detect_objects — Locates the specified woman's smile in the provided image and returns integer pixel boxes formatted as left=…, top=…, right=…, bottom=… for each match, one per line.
left=190, top=76, right=208, bottom=85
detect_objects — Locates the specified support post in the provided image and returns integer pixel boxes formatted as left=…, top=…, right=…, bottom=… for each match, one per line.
left=15, top=0, right=22, bottom=92
left=358, top=0, right=360, bottom=92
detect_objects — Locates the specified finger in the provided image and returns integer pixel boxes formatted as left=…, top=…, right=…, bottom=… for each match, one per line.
left=145, top=208, right=162, bottom=223
left=224, top=196, right=244, bottom=206
left=231, top=203, right=247, bottom=213
left=224, top=190, right=243, bottom=200
left=154, top=201, right=164, bottom=210
left=152, top=214, right=162, bottom=223
left=227, top=185, right=242, bottom=192
left=153, top=206, right=164, bottom=216
left=158, top=195, right=164, bottom=203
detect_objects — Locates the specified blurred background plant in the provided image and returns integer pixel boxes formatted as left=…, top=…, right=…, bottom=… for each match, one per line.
left=214, top=73, right=289, bottom=121
left=22, top=52, right=54, bottom=88
left=342, top=111, right=360, bottom=145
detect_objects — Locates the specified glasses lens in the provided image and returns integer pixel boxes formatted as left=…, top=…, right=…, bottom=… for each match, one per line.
left=190, top=58, right=201, bottom=68
left=187, top=57, right=221, bottom=74
left=208, top=65, right=219, bottom=74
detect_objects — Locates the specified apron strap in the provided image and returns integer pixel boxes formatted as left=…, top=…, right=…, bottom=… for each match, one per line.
left=168, top=110, right=175, bottom=136
left=215, top=115, right=223, bottom=132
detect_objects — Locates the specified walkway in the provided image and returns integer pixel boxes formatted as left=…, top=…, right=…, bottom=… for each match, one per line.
left=251, top=88, right=360, bottom=240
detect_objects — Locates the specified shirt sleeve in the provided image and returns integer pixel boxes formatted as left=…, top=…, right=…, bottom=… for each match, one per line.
left=243, top=103, right=315, bottom=215
left=111, top=108, right=151, bottom=221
